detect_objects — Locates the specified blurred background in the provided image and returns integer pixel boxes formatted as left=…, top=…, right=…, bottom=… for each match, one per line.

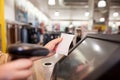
left=0, top=0, right=120, bottom=52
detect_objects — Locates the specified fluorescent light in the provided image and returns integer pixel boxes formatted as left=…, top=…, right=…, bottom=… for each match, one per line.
left=54, top=11, right=60, bottom=16
left=85, top=12, right=90, bottom=17
left=98, top=0, right=106, bottom=8
left=48, top=0, right=55, bottom=5
left=113, top=12, right=119, bottom=17
left=99, top=18, right=105, bottom=22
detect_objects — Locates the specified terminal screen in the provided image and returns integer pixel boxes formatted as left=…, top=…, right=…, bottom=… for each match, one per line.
left=55, top=38, right=119, bottom=80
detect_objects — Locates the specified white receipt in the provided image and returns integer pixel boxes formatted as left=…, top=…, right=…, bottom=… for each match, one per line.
left=56, top=33, right=74, bottom=56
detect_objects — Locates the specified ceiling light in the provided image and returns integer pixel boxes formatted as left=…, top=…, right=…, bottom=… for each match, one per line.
left=113, top=12, right=119, bottom=17
left=48, top=0, right=55, bottom=5
left=54, top=11, right=60, bottom=16
left=98, top=0, right=106, bottom=8
left=85, top=12, right=90, bottom=17
left=99, top=18, right=105, bottom=22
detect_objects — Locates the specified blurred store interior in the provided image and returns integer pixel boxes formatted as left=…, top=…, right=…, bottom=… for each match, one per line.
left=0, top=0, right=119, bottom=51
left=0, top=0, right=120, bottom=80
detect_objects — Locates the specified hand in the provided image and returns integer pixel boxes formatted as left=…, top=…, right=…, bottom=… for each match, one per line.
left=0, top=59, right=33, bottom=80
left=30, top=38, right=62, bottom=61
left=44, top=38, right=62, bottom=57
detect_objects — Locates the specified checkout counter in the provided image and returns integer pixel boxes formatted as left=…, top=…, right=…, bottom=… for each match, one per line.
left=51, top=34, right=120, bottom=80
left=7, top=34, right=120, bottom=80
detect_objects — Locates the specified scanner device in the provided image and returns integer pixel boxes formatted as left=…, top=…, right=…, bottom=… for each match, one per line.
left=7, top=43, right=50, bottom=60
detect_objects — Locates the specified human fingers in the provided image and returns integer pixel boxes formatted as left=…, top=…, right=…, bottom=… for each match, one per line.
left=49, top=38, right=63, bottom=45
left=4, top=59, right=33, bottom=70
left=44, top=38, right=62, bottom=51
left=29, top=38, right=63, bottom=61
left=5, top=70, right=32, bottom=80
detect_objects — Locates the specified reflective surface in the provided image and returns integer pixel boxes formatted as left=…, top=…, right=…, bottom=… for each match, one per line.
left=55, top=38, right=119, bottom=80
